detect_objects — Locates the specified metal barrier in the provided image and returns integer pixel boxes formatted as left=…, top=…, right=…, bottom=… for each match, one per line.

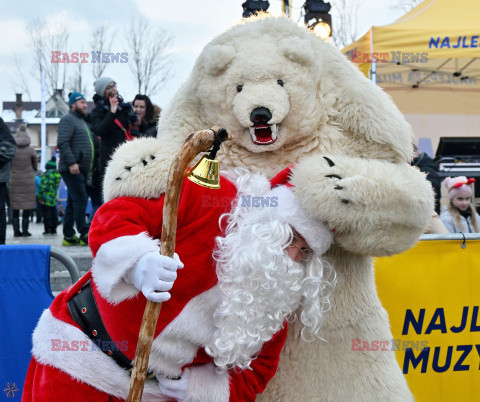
left=420, top=233, right=480, bottom=241
left=50, top=246, right=80, bottom=283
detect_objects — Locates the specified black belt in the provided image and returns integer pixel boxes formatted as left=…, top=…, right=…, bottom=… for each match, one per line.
left=67, top=280, right=134, bottom=371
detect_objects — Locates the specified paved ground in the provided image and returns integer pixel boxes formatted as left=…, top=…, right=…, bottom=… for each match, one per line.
left=5, top=220, right=92, bottom=294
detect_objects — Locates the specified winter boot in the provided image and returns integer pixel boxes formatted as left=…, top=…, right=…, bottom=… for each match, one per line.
left=12, top=218, right=22, bottom=237
left=62, top=235, right=80, bottom=246
left=22, top=219, right=32, bottom=237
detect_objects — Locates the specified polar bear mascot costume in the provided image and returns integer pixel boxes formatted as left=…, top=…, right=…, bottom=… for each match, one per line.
left=104, top=15, right=433, bottom=401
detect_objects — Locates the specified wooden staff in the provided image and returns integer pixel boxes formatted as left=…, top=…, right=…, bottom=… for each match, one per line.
left=127, top=126, right=229, bottom=401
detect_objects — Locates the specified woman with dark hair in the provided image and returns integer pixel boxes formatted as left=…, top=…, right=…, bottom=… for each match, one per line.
left=132, top=94, right=161, bottom=138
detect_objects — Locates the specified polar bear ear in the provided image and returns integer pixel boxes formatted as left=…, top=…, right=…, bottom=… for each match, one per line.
left=202, top=45, right=237, bottom=76
left=279, top=37, right=314, bottom=67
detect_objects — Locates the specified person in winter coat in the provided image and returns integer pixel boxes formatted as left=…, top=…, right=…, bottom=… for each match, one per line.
left=35, top=170, right=43, bottom=223
left=38, top=159, right=61, bottom=235
left=411, top=144, right=441, bottom=214
left=9, top=124, right=37, bottom=237
left=0, top=117, right=16, bottom=244
left=440, top=176, right=480, bottom=233
left=90, top=77, right=138, bottom=176
left=57, top=92, right=95, bottom=246
left=132, top=94, right=160, bottom=138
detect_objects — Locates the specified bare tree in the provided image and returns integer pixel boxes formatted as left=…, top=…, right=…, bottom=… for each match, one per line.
left=125, top=18, right=174, bottom=95
left=67, top=48, right=89, bottom=97
left=330, top=0, right=360, bottom=49
left=391, top=0, right=422, bottom=14
left=91, top=25, right=113, bottom=79
left=27, top=17, right=70, bottom=96
left=11, top=55, right=33, bottom=100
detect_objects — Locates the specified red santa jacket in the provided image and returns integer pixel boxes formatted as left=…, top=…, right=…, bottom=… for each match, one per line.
left=28, top=176, right=288, bottom=401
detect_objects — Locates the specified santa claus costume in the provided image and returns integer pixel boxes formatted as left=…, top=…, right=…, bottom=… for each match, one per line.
left=22, top=166, right=334, bottom=402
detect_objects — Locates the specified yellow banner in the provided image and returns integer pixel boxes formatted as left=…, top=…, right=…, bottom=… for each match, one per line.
left=375, top=240, right=480, bottom=401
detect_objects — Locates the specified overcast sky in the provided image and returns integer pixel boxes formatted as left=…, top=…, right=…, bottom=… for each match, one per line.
left=0, top=0, right=406, bottom=111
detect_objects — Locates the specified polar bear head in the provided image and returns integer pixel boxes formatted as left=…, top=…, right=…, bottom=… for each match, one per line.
left=157, top=16, right=412, bottom=177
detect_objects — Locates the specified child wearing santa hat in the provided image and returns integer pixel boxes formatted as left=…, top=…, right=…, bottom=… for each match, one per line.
left=440, top=176, right=480, bottom=233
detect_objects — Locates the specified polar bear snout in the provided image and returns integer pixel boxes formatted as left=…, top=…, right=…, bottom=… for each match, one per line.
left=248, top=107, right=278, bottom=145
left=250, top=107, right=272, bottom=125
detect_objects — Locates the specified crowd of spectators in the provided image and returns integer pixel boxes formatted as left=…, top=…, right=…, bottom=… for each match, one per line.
left=1, top=76, right=161, bottom=246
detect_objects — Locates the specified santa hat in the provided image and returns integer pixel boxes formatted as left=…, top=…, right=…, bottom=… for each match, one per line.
left=443, top=176, right=475, bottom=200
left=268, top=166, right=333, bottom=256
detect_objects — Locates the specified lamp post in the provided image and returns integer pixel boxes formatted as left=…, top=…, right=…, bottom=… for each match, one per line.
left=304, top=0, right=332, bottom=39
left=241, top=0, right=332, bottom=39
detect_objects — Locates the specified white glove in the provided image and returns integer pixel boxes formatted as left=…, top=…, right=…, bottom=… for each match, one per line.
left=157, top=369, right=190, bottom=401
left=126, top=251, right=183, bottom=302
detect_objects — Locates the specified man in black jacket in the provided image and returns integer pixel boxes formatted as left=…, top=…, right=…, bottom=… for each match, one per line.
left=57, top=92, right=95, bottom=246
left=0, top=118, right=16, bottom=245
left=411, top=144, right=441, bottom=214
left=90, top=77, right=137, bottom=177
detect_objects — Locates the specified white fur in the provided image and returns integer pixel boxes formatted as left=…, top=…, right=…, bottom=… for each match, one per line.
left=103, top=137, right=178, bottom=202
left=291, top=155, right=433, bottom=256
left=31, top=309, right=167, bottom=401
left=185, top=363, right=229, bottom=402
left=150, top=287, right=219, bottom=378
left=268, top=185, right=333, bottom=255
left=91, top=232, right=160, bottom=304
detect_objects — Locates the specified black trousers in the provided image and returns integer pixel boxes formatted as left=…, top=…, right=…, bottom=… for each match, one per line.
left=42, top=205, right=58, bottom=233
left=12, top=209, right=30, bottom=220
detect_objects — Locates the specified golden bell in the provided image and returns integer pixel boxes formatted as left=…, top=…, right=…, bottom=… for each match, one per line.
left=186, top=156, right=220, bottom=189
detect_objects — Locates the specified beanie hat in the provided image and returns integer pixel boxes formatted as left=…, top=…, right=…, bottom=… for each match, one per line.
left=45, top=160, right=57, bottom=170
left=268, top=166, right=333, bottom=256
left=443, top=176, right=475, bottom=200
left=69, top=92, right=86, bottom=107
left=94, top=77, right=115, bottom=97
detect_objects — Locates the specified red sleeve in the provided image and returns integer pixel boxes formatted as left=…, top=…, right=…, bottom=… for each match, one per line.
left=88, top=175, right=238, bottom=258
left=88, top=196, right=165, bottom=257
left=228, top=324, right=288, bottom=402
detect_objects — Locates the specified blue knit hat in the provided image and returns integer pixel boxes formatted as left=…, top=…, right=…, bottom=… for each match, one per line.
left=69, top=92, right=86, bottom=107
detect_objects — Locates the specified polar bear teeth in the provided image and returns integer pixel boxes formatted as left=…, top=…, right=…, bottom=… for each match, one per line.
left=248, top=124, right=277, bottom=145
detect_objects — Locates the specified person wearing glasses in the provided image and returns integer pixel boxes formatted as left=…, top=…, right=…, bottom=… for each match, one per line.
left=91, top=77, right=138, bottom=178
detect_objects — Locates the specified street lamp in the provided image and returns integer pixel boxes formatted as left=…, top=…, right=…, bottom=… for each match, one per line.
left=303, top=0, right=332, bottom=39
left=242, top=0, right=270, bottom=18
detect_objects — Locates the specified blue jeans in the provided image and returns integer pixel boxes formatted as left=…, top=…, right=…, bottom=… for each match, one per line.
left=61, top=172, right=89, bottom=238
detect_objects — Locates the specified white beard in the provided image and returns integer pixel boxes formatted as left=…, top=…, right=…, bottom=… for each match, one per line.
left=205, top=177, right=336, bottom=370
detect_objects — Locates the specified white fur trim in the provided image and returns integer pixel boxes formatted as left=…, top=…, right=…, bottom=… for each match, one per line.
left=31, top=309, right=167, bottom=401
left=185, top=363, right=230, bottom=402
left=269, top=185, right=333, bottom=255
left=91, top=233, right=160, bottom=304
left=150, top=287, right=220, bottom=378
